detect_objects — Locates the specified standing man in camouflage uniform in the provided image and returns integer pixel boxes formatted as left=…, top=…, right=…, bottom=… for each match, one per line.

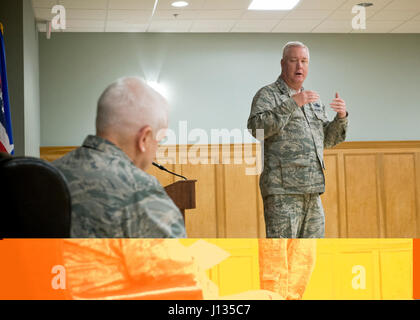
left=248, top=41, right=348, bottom=238
left=54, top=77, right=186, bottom=238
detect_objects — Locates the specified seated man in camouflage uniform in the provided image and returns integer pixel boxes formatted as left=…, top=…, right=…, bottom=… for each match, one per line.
left=54, top=77, right=185, bottom=238
left=248, top=41, right=348, bottom=238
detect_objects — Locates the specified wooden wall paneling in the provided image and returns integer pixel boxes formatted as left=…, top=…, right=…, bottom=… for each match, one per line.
left=148, top=144, right=177, bottom=187
left=41, top=141, right=420, bottom=238
left=181, top=163, right=218, bottom=238
left=174, top=144, right=186, bottom=187
left=222, top=144, right=261, bottom=238
left=215, top=165, right=227, bottom=238
left=245, top=143, right=265, bottom=238
left=256, top=175, right=266, bottom=238
left=40, top=146, right=76, bottom=162
left=146, top=164, right=175, bottom=187
left=382, top=153, right=417, bottom=237
left=244, top=143, right=265, bottom=238
left=335, top=150, right=348, bottom=237
left=344, top=154, right=381, bottom=237
left=332, top=141, right=420, bottom=149
left=322, top=154, right=340, bottom=238
left=223, top=163, right=259, bottom=238
left=376, top=154, right=386, bottom=238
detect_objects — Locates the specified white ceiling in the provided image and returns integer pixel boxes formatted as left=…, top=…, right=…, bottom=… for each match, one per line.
left=32, top=0, right=420, bottom=33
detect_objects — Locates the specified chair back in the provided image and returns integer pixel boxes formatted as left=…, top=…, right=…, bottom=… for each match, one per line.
left=0, top=152, right=71, bottom=238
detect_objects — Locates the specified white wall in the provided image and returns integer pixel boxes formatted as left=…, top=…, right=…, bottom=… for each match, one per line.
left=39, top=33, right=420, bottom=146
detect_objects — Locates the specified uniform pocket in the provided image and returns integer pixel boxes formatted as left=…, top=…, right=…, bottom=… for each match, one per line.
left=280, top=157, right=312, bottom=188
left=313, top=109, right=328, bottom=122
left=310, top=110, right=326, bottom=149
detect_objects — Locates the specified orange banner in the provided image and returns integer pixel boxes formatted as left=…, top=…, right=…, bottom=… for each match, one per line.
left=0, top=239, right=67, bottom=299
left=0, top=239, right=415, bottom=300
left=0, top=239, right=204, bottom=300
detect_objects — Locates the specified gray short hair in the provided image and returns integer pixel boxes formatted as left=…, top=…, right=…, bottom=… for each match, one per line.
left=282, top=41, right=310, bottom=60
left=96, top=76, right=168, bottom=137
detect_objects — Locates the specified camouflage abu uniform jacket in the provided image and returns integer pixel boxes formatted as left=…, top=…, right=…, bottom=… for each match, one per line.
left=248, top=77, right=348, bottom=198
left=53, top=135, right=186, bottom=238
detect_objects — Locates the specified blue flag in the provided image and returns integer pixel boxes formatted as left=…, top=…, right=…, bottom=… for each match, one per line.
left=0, top=26, right=14, bottom=155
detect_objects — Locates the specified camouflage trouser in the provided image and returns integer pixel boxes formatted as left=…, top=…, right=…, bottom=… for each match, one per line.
left=263, top=194, right=325, bottom=238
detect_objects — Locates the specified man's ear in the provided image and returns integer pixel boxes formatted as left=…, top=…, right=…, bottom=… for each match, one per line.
left=137, top=125, right=153, bottom=153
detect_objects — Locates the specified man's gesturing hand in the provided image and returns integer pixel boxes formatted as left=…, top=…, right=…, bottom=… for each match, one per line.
left=330, top=92, right=347, bottom=118
left=292, top=90, right=320, bottom=107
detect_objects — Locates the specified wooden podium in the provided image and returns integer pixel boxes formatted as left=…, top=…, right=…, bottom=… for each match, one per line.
left=164, top=180, right=197, bottom=222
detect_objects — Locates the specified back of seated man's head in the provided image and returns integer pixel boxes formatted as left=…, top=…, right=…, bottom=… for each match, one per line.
left=95, top=77, right=168, bottom=171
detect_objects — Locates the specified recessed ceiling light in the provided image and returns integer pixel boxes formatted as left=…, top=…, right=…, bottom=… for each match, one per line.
left=248, top=0, right=300, bottom=11
left=171, top=1, right=189, bottom=8
left=357, top=2, right=374, bottom=7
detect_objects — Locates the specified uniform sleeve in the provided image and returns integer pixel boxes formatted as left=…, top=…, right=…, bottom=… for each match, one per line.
left=321, top=102, right=348, bottom=149
left=120, top=178, right=187, bottom=238
left=247, top=87, right=300, bottom=140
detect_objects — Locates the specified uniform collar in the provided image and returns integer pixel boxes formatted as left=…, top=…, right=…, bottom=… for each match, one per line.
left=275, top=76, right=304, bottom=97
left=82, top=135, right=134, bottom=164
